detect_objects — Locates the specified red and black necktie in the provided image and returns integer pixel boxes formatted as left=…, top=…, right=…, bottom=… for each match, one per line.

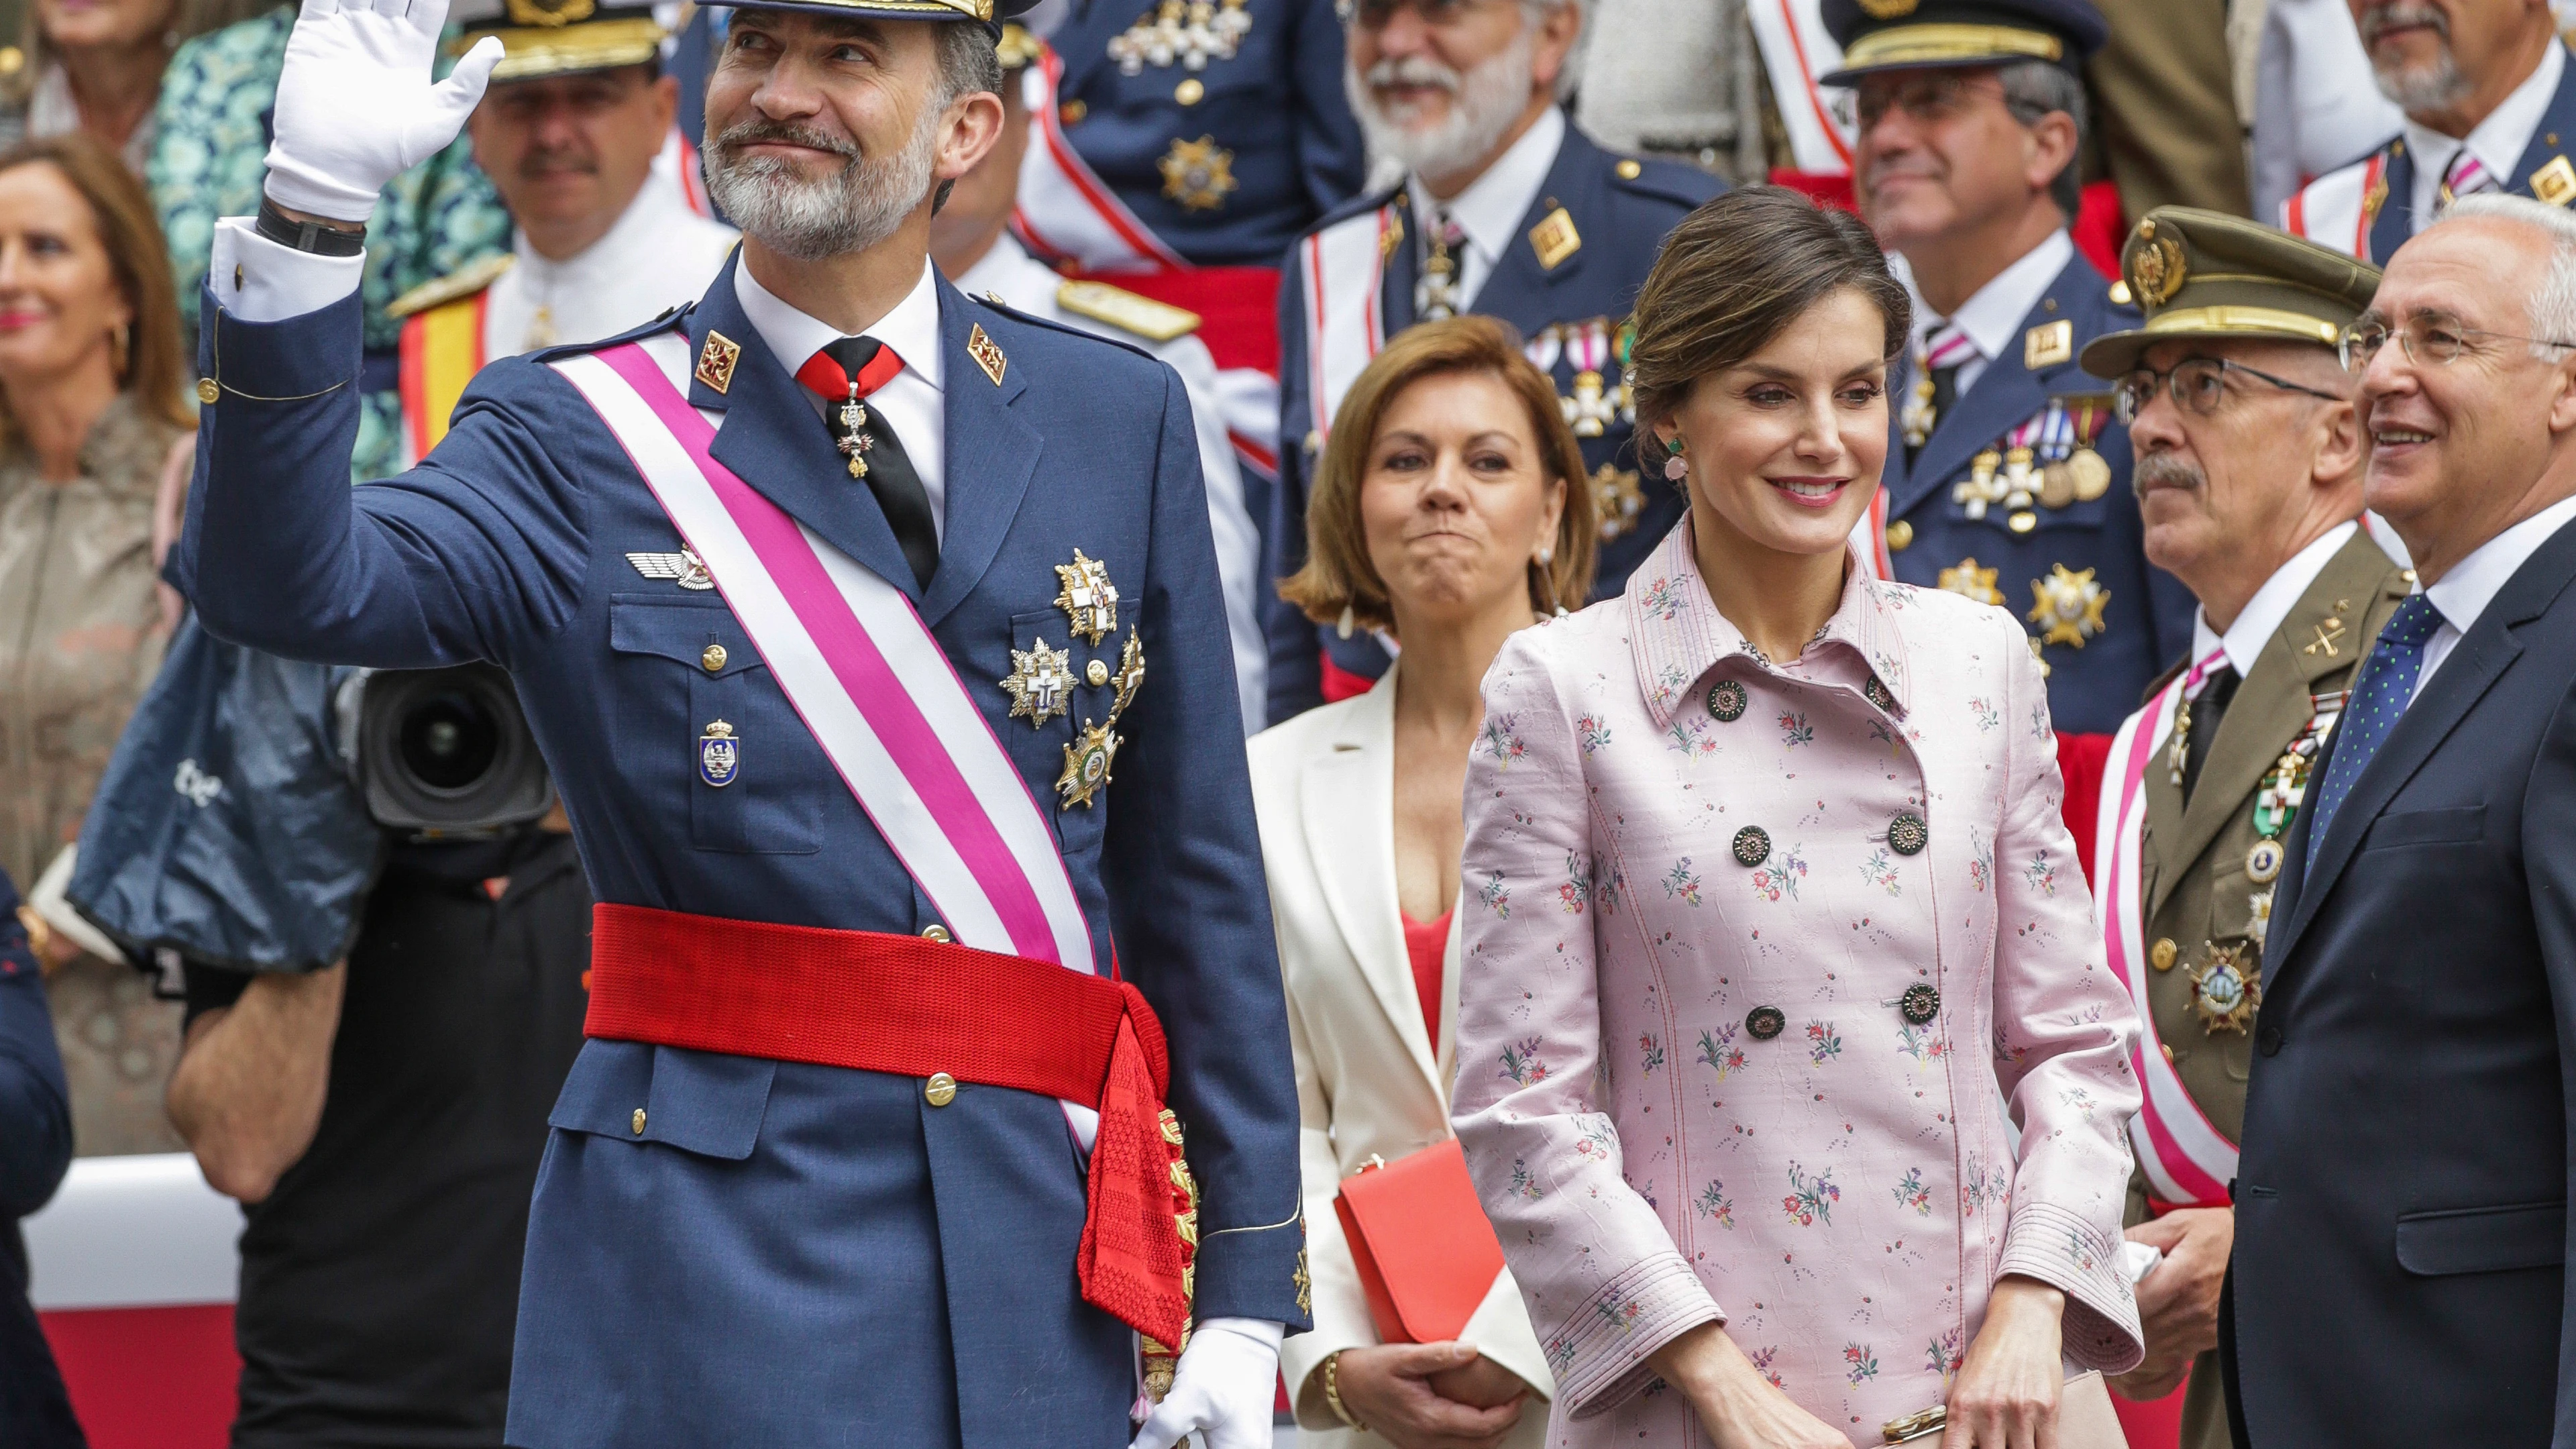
left=796, top=337, right=937, bottom=590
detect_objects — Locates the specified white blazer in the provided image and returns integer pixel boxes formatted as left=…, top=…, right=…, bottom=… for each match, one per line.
left=1248, top=665, right=1554, bottom=1446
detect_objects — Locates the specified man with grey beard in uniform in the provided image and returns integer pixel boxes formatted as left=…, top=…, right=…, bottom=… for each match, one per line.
left=2281, top=0, right=2576, bottom=263
left=1260, top=0, right=1721, bottom=723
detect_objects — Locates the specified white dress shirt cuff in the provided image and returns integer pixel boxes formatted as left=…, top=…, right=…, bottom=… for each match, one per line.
left=209, top=217, right=365, bottom=324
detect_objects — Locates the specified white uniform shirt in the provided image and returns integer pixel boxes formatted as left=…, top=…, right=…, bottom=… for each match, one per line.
left=954, top=233, right=1267, bottom=732
left=484, top=179, right=739, bottom=359
left=1898, top=229, right=2074, bottom=397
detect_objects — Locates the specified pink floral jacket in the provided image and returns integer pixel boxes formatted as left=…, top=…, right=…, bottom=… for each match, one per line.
left=1452, top=522, right=2145, bottom=1444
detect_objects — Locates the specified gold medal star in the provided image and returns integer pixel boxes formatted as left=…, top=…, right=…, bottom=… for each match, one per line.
left=1937, top=557, right=2003, bottom=608
left=2027, top=564, right=2110, bottom=649
left=1000, top=638, right=1075, bottom=727
left=1054, top=549, right=1120, bottom=644
left=1057, top=720, right=1120, bottom=809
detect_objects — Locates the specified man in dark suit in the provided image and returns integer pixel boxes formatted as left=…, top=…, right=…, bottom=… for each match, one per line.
left=2227, top=191, right=2576, bottom=1444
left=0, top=875, right=80, bottom=1448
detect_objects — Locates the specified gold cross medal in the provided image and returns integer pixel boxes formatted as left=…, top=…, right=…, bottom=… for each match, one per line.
left=2185, top=942, right=2262, bottom=1034
left=1055, top=549, right=1120, bottom=644
left=837, top=388, right=873, bottom=478
left=2028, top=564, right=2109, bottom=649
left=1001, top=638, right=1075, bottom=727
left=1059, top=720, right=1120, bottom=808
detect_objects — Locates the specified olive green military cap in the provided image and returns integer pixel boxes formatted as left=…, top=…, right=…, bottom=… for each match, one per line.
left=2078, top=207, right=2382, bottom=378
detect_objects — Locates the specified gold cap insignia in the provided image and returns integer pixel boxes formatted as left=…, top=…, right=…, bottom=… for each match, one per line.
left=967, top=323, right=1008, bottom=386
left=2023, top=319, right=2072, bottom=370
left=696, top=331, right=741, bottom=394
left=1528, top=206, right=1581, bottom=270
left=504, top=0, right=593, bottom=25
left=2127, top=232, right=2186, bottom=307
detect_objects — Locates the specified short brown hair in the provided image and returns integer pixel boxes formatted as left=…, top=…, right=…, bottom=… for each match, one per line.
left=1627, top=186, right=1911, bottom=472
left=0, top=135, right=193, bottom=441
left=1280, top=315, right=1596, bottom=634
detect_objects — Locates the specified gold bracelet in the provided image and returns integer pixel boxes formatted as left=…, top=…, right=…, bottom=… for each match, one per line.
left=1322, top=1350, right=1366, bottom=1432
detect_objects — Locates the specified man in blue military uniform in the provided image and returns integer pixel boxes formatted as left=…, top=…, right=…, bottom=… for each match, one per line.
left=1262, top=0, right=1721, bottom=721
left=1828, top=0, right=2194, bottom=744
left=173, top=0, right=1307, bottom=1444
left=2282, top=0, right=2575, bottom=263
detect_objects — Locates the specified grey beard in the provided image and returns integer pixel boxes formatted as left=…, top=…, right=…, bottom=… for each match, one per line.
left=1347, top=28, right=1536, bottom=184
left=704, top=117, right=937, bottom=261
left=2375, top=45, right=2473, bottom=111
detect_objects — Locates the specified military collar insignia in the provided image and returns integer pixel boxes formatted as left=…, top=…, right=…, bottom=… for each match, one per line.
left=1527, top=205, right=1581, bottom=270
left=2023, top=318, right=2073, bottom=370
left=967, top=323, right=1008, bottom=386
left=2534, top=154, right=2576, bottom=206
left=695, top=331, right=741, bottom=394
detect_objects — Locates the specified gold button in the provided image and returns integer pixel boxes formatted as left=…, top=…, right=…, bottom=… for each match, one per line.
left=2151, top=938, right=2179, bottom=972
left=631, top=1108, right=647, bottom=1135
left=1175, top=77, right=1203, bottom=105
left=921, top=924, right=952, bottom=943
left=1087, top=659, right=1110, bottom=687
left=924, top=1071, right=958, bottom=1107
left=2161, top=1042, right=2175, bottom=1064
left=1060, top=99, right=1087, bottom=125
left=2108, top=280, right=2133, bottom=306
left=197, top=378, right=219, bottom=405
left=1884, top=519, right=1913, bottom=552
left=1615, top=158, right=1642, bottom=180
left=701, top=643, right=727, bottom=672
left=2007, top=510, right=2037, bottom=534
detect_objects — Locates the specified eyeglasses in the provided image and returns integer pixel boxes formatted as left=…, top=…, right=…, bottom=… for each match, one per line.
left=1338, top=0, right=1499, bottom=27
left=2338, top=311, right=2576, bottom=373
left=2112, top=357, right=2345, bottom=425
left=1832, top=71, right=2004, bottom=130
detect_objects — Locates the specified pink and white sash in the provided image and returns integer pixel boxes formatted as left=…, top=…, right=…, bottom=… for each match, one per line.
left=1012, top=46, right=1189, bottom=276
left=2090, top=649, right=2238, bottom=1206
left=551, top=331, right=1099, bottom=983
left=1299, top=202, right=1400, bottom=443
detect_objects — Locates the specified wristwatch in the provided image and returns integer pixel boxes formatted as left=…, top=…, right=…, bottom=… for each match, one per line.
left=1322, top=1350, right=1366, bottom=1432
left=256, top=195, right=367, bottom=258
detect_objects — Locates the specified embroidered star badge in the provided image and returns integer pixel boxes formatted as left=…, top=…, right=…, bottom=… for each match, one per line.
left=1000, top=638, right=1076, bottom=727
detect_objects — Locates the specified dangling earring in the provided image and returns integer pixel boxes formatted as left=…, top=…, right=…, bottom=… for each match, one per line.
left=1336, top=604, right=1356, bottom=640
left=1662, top=433, right=1688, bottom=482
left=110, top=323, right=130, bottom=382
left=1532, top=551, right=1567, bottom=619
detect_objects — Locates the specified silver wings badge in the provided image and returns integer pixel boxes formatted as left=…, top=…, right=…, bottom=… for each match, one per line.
left=628, top=548, right=715, bottom=590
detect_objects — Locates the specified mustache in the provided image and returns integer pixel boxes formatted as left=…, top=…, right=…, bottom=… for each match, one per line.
left=710, top=118, right=861, bottom=163
left=2357, top=1, right=2449, bottom=46
left=517, top=144, right=598, bottom=178
left=2133, top=453, right=2205, bottom=496
left=1364, top=54, right=1461, bottom=95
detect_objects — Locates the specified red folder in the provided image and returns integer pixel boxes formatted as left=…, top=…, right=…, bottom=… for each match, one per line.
left=1332, top=1138, right=1508, bottom=1344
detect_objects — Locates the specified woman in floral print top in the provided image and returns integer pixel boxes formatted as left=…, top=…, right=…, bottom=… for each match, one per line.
left=1452, top=189, right=2145, bottom=1448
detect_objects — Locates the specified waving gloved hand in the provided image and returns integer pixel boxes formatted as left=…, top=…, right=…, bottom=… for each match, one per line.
left=1128, top=1318, right=1282, bottom=1449
left=261, top=0, right=503, bottom=225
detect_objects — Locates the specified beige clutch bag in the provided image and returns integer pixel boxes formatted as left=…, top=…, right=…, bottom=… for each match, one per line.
left=1878, top=1370, right=2123, bottom=1447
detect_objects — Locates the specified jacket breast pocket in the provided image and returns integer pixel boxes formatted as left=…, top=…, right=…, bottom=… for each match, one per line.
left=2361, top=804, right=2487, bottom=851
left=549, top=1040, right=777, bottom=1161
left=608, top=596, right=820, bottom=855
left=2395, top=1199, right=2566, bottom=1276
left=994, top=608, right=1110, bottom=859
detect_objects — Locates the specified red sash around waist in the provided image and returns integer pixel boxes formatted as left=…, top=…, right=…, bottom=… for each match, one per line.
left=585, top=902, right=1197, bottom=1347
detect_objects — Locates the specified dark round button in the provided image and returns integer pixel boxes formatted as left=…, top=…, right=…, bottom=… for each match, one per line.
left=1732, top=826, right=1771, bottom=867
left=1888, top=812, right=1929, bottom=856
left=1865, top=675, right=1896, bottom=711
left=1707, top=678, right=1748, bottom=722
left=1898, top=982, right=1940, bottom=1024
left=1746, top=1006, right=1786, bottom=1040
left=2257, top=1025, right=2284, bottom=1056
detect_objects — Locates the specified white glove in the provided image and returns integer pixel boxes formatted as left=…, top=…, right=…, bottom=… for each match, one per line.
left=261, top=0, right=503, bottom=224
left=1128, top=1317, right=1281, bottom=1449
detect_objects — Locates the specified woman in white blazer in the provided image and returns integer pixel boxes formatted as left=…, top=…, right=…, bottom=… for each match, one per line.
left=1249, top=317, right=1597, bottom=1449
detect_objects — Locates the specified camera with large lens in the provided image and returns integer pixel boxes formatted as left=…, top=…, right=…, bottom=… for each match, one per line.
left=341, top=664, right=555, bottom=833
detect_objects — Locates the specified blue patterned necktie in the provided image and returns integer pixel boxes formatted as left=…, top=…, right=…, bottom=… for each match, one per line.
left=2306, top=594, right=2447, bottom=848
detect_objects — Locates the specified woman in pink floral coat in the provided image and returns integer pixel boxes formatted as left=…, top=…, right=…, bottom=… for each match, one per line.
left=1452, top=189, right=2145, bottom=1448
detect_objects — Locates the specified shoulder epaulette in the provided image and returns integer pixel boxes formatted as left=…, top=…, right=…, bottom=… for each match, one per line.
left=386, top=252, right=515, bottom=321
left=1607, top=154, right=1725, bottom=209
left=1056, top=279, right=1201, bottom=342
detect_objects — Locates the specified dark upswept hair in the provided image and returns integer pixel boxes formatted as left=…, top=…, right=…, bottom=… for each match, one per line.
left=0, top=134, right=193, bottom=441
left=1280, top=315, right=1597, bottom=635
left=1625, top=186, right=1912, bottom=474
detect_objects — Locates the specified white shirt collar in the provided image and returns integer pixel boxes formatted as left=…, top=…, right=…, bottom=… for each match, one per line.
left=2189, top=520, right=2361, bottom=678
left=1907, top=229, right=2074, bottom=366
left=733, top=254, right=947, bottom=394
left=1406, top=106, right=1566, bottom=274
left=2421, top=490, right=2576, bottom=631
left=953, top=231, right=1060, bottom=309
left=2404, top=38, right=2565, bottom=199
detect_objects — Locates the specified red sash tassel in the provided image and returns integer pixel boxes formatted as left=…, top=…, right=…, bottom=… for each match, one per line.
left=584, top=902, right=1194, bottom=1347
